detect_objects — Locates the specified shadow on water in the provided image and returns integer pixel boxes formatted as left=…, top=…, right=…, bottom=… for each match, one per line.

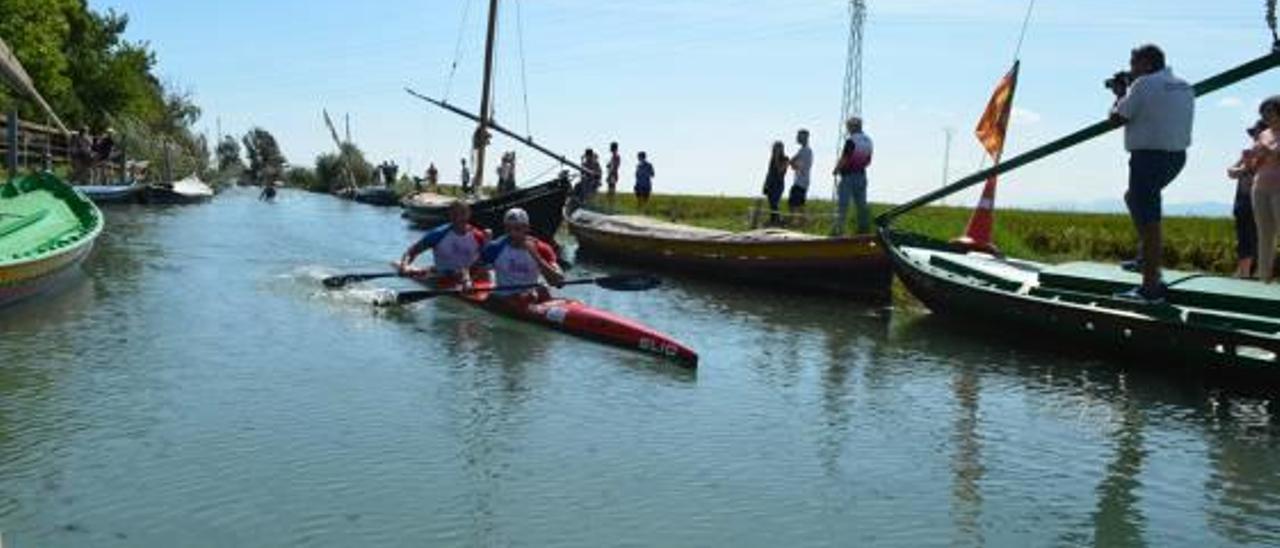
left=895, top=312, right=1280, bottom=546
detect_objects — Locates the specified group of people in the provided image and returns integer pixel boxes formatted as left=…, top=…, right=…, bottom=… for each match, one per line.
left=443, top=151, right=518, bottom=197
left=373, top=161, right=399, bottom=187
left=394, top=201, right=563, bottom=303
left=1228, top=98, right=1280, bottom=284
left=760, top=119, right=873, bottom=235
left=573, top=142, right=654, bottom=209
left=69, top=127, right=119, bottom=184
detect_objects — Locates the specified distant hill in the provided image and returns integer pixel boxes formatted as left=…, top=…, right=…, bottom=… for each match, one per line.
left=1028, top=199, right=1232, bottom=218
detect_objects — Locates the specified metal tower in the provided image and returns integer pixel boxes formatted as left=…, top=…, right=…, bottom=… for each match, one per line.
left=839, top=0, right=866, bottom=143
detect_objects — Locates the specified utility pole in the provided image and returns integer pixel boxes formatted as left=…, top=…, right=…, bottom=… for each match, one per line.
left=344, top=113, right=351, bottom=144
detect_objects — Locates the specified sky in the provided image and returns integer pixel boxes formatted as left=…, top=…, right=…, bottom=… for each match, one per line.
left=91, top=0, right=1280, bottom=210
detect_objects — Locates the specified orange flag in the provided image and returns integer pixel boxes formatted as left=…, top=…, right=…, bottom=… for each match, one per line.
left=974, top=60, right=1021, bottom=161
left=955, top=60, right=1021, bottom=255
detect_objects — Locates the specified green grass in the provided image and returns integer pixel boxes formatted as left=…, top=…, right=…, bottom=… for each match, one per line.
left=593, top=192, right=1240, bottom=274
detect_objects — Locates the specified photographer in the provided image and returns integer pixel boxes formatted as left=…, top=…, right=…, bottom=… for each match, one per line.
left=1108, top=44, right=1194, bottom=303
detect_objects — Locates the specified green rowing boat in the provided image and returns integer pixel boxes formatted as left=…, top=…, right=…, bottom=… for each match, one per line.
left=0, top=172, right=104, bottom=307
left=883, top=230, right=1280, bottom=382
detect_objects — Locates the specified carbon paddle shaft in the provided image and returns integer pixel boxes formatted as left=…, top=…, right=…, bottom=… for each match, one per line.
left=876, top=47, right=1280, bottom=227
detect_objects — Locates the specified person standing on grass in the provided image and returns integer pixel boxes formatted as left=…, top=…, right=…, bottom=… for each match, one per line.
left=580, top=148, right=602, bottom=205
left=788, top=129, right=813, bottom=226
left=1228, top=120, right=1266, bottom=278
left=635, top=151, right=654, bottom=209
left=763, top=141, right=788, bottom=226
left=1109, top=44, right=1194, bottom=302
left=1251, top=96, right=1280, bottom=284
left=832, top=117, right=874, bottom=236
left=606, top=142, right=621, bottom=211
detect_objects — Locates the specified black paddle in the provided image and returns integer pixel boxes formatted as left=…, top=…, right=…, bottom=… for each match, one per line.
left=323, top=272, right=405, bottom=289
left=378, top=274, right=661, bottom=307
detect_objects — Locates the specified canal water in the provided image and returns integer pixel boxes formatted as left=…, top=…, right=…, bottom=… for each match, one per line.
left=1, top=189, right=1277, bottom=547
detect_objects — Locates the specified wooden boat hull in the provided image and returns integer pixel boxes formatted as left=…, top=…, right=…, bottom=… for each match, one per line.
left=77, top=183, right=143, bottom=204
left=881, top=228, right=1280, bottom=382
left=568, top=209, right=891, bottom=299
left=353, top=187, right=400, bottom=206
left=0, top=173, right=103, bottom=308
left=420, top=273, right=698, bottom=367
left=402, top=178, right=570, bottom=243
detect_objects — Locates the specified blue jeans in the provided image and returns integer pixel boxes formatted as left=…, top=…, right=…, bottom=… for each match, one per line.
left=836, top=172, right=869, bottom=235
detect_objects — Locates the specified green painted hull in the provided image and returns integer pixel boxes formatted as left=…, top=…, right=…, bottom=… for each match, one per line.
left=882, top=228, right=1280, bottom=383
left=0, top=172, right=104, bottom=307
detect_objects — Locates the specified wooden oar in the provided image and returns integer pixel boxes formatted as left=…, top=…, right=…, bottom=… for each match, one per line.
left=378, top=274, right=661, bottom=307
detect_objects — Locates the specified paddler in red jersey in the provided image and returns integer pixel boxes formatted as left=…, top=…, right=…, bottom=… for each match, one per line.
left=394, top=200, right=490, bottom=287
left=480, top=207, right=565, bottom=302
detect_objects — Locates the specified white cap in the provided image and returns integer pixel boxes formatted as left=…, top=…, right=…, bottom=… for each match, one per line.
left=504, top=207, right=529, bottom=225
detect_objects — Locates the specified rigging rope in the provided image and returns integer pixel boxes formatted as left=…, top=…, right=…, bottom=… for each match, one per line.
left=442, top=0, right=476, bottom=101
left=1012, top=0, right=1038, bottom=62
left=516, top=0, right=533, bottom=137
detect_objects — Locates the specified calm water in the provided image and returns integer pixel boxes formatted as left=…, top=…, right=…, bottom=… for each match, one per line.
left=1, top=189, right=1278, bottom=547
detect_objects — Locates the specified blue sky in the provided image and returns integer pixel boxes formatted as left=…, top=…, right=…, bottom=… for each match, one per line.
left=93, top=0, right=1280, bottom=209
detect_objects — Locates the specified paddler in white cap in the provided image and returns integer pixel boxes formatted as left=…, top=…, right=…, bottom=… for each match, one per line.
left=479, top=207, right=565, bottom=302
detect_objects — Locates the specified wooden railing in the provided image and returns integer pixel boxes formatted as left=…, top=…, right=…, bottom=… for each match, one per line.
left=0, top=115, right=69, bottom=171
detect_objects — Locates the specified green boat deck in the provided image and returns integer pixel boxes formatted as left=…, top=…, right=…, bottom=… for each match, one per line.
left=0, top=173, right=102, bottom=266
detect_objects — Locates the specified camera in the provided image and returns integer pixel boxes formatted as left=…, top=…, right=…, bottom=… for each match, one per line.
left=1104, top=71, right=1132, bottom=94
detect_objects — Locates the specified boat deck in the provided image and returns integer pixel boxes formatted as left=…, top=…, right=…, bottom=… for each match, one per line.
left=572, top=210, right=826, bottom=243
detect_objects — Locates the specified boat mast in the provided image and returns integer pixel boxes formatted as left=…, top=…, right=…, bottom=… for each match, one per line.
left=473, top=0, right=500, bottom=191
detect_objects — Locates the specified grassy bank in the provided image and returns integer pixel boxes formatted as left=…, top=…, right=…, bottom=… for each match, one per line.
left=594, top=192, right=1238, bottom=274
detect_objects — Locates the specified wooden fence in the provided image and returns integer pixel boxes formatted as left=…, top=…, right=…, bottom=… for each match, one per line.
left=0, top=114, right=70, bottom=173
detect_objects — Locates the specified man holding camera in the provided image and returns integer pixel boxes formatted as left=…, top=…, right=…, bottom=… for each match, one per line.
left=1109, top=44, right=1195, bottom=304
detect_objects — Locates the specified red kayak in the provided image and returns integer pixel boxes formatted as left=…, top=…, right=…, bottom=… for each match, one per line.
left=420, top=273, right=699, bottom=368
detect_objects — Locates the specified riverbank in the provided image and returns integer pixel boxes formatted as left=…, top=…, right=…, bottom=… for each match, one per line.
left=594, top=192, right=1237, bottom=274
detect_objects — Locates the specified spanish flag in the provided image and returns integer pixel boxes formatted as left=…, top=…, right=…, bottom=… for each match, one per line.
left=974, top=60, right=1021, bottom=161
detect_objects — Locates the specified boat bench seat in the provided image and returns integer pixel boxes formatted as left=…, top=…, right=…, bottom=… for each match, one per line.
left=1184, top=309, right=1280, bottom=336
left=1168, top=277, right=1280, bottom=319
left=1039, top=262, right=1198, bottom=295
left=0, top=209, right=49, bottom=240
left=1028, top=285, right=1182, bottom=320
left=928, top=253, right=1024, bottom=291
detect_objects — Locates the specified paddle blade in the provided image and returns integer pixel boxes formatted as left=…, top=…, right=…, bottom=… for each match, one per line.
left=594, top=275, right=661, bottom=291
left=322, top=272, right=402, bottom=289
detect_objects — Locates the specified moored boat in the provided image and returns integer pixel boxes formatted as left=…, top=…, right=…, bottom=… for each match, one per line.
left=141, top=174, right=214, bottom=204
left=403, top=177, right=570, bottom=243
left=353, top=187, right=399, bottom=207
left=77, top=181, right=145, bottom=204
left=567, top=208, right=891, bottom=299
left=418, top=273, right=699, bottom=367
left=0, top=172, right=104, bottom=307
left=881, top=228, right=1280, bottom=381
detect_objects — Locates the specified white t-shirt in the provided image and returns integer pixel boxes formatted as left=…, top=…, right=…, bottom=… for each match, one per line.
left=1112, top=67, right=1194, bottom=152
left=791, top=146, right=813, bottom=189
